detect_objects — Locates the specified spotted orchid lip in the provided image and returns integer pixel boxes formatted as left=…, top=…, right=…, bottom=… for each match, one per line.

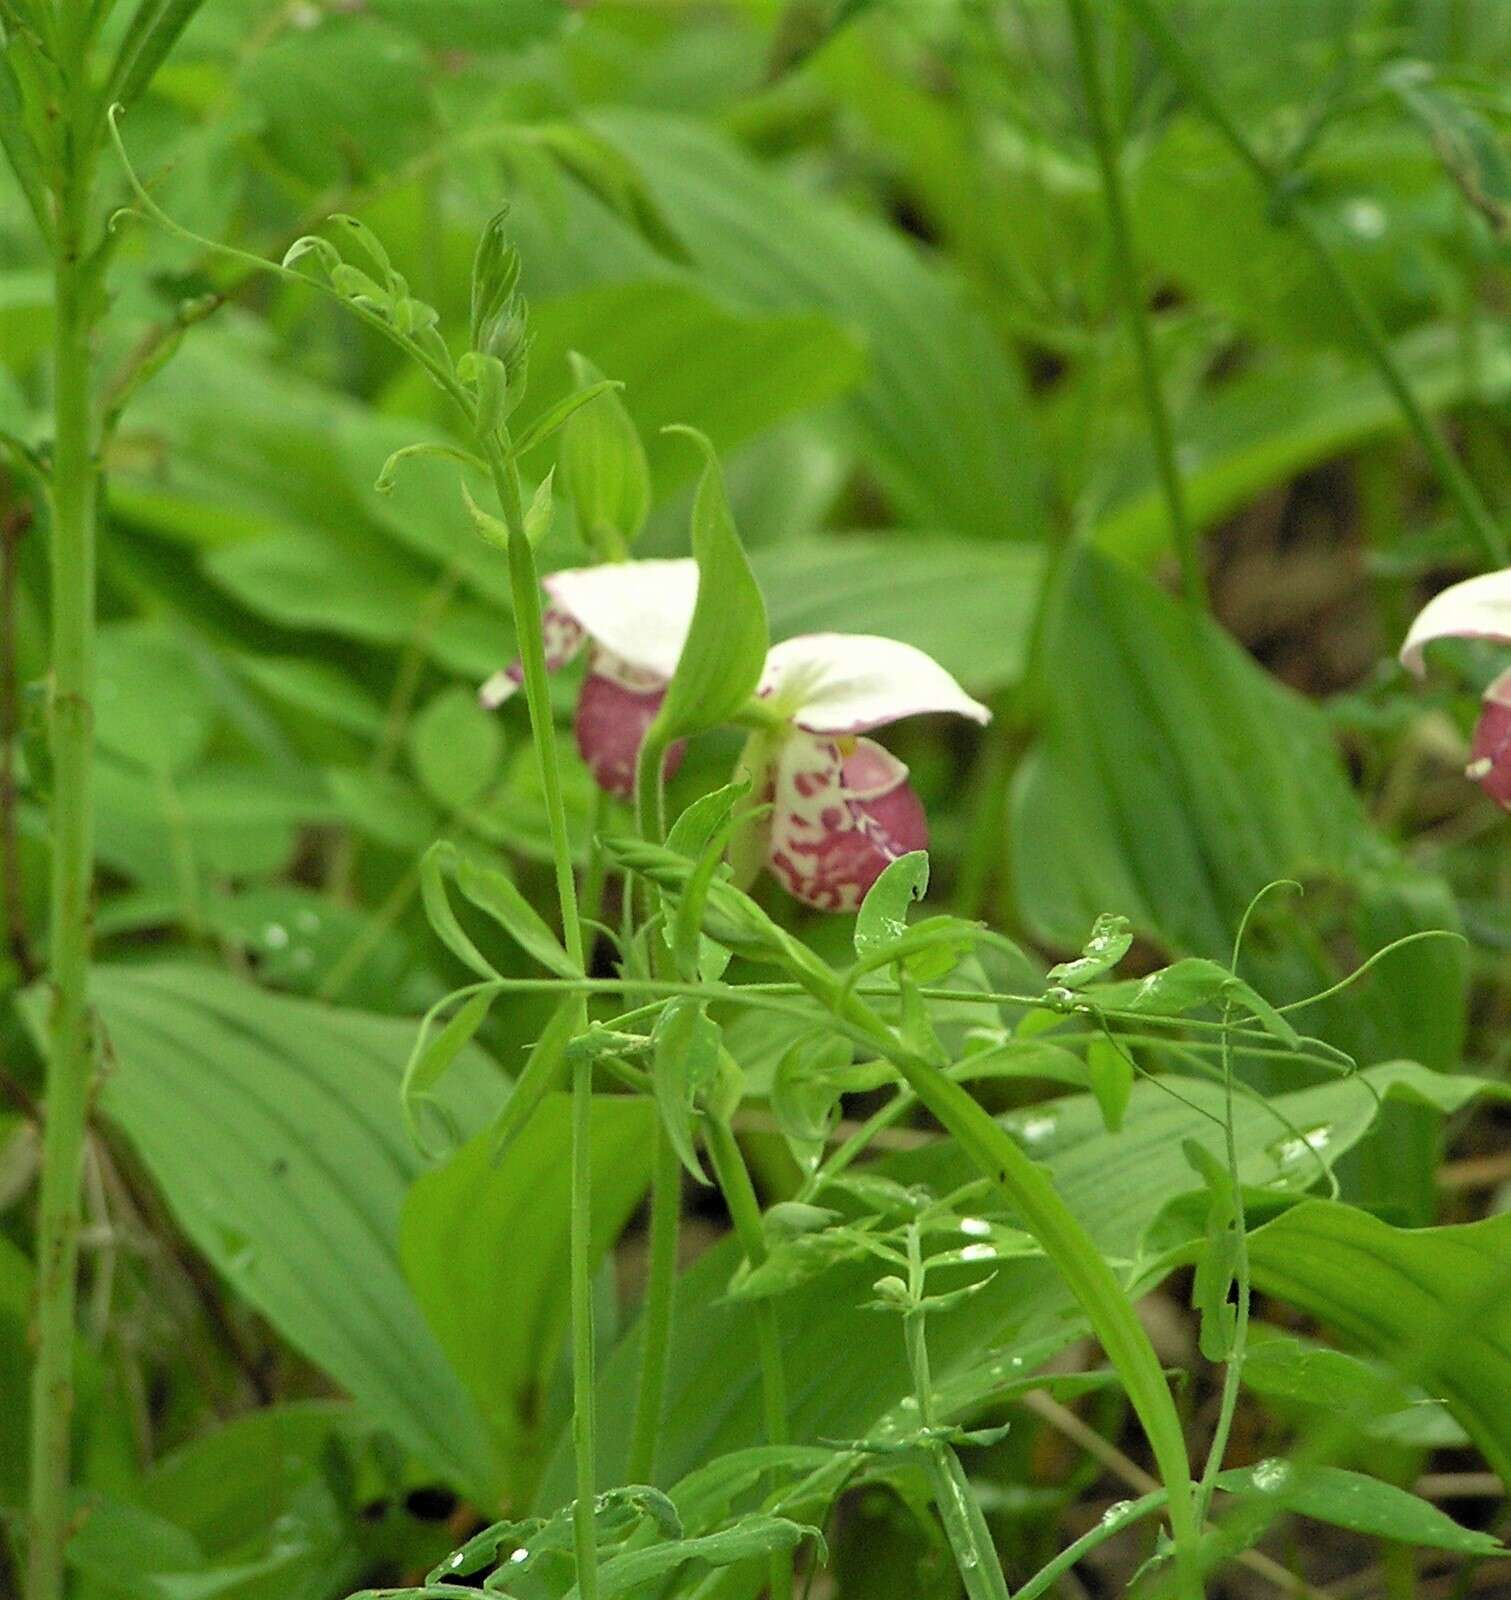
left=1400, top=568, right=1511, bottom=677
left=758, top=633, right=991, bottom=736
left=765, top=731, right=926, bottom=912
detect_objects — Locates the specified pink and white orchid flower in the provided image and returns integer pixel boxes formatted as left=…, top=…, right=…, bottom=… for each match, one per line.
left=481, top=557, right=991, bottom=910
left=1400, top=568, right=1511, bottom=810
left=746, top=633, right=991, bottom=911
left=480, top=559, right=697, bottom=798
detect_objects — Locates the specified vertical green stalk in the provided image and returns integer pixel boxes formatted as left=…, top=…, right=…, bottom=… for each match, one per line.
left=903, top=1231, right=934, bottom=1427
left=1065, top=0, right=1205, bottom=609
left=626, top=1124, right=680, bottom=1483
left=627, top=737, right=679, bottom=1485
left=1194, top=1017, right=1250, bottom=1524
left=567, top=1043, right=597, bottom=1578
left=484, top=441, right=598, bottom=1600
left=29, top=108, right=99, bottom=1600
left=1116, top=0, right=1508, bottom=569
left=704, top=1116, right=793, bottom=1600
left=487, top=451, right=585, bottom=968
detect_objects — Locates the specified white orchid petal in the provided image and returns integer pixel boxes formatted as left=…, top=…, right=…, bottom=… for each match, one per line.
left=759, top=634, right=991, bottom=735
left=479, top=669, right=519, bottom=710
left=543, top=558, right=700, bottom=683
left=1485, top=666, right=1511, bottom=708
left=478, top=604, right=586, bottom=710
left=1400, top=568, right=1511, bottom=676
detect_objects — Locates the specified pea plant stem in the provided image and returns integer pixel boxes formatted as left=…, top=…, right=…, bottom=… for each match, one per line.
left=1065, top=0, right=1205, bottom=609
left=1015, top=1490, right=1168, bottom=1600
left=1117, top=0, right=1508, bottom=569
left=832, top=995, right=1202, bottom=1598
left=28, top=49, right=101, bottom=1600
left=483, top=440, right=599, bottom=1600
left=1195, top=1020, right=1251, bottom=1524
left=901, top=1231, right=1012, bottom=1600
left=704, top=1115, right=794, bottom=1600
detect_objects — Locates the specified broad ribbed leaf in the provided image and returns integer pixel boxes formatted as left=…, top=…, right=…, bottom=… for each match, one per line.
left=1247, top=1202, right=1511, bottom=1481
left=753, top=537, right=1043, bottom=696
left=71, top=966, right=504, bottom=1501
left=1012, top=548, right=1466, bottom=1219
left=400, top=1094, right=656, bottom=1502
left=576, top=112, right=1043, bottom=540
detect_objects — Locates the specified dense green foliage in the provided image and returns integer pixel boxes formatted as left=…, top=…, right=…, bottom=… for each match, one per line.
left=3, top=0, right=1510, bottom=1596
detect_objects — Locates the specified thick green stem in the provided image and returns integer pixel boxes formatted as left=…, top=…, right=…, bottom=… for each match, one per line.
left=634, top=733, right=668, bottom=848
left=705, top=1117, right=793, bottom=1600
left=1066, top=0, right=1205, bottom=608
left=483, top=439, right=597, bottom=1599
left=29, top=149, right=98, bottom=1600
left=626, top=1122, right=680, bottom=1484
left=1117, top=0, right=1507, bottom=569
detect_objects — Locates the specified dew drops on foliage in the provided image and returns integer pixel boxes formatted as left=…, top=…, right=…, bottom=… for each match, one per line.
left=14, top=6, right=1511, bottom=1598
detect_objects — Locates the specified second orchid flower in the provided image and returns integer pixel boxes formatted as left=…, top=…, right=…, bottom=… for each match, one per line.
left=1401, top=568, right=1511, bottom=811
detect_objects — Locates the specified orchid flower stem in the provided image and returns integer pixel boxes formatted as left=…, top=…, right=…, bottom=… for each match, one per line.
left=577, top=790, right=612, bottom=969
left=28, top=30, right=101, bottom=1600
left=1065, top=0, right=1204, bottom=610
left=634, top=734, right=669, bottom=846
left=482, top=438, right=598, bottom=1600
left=484, top=443, right=585, bottom=973
left=704, top=1116, right=794, bottom=1600
left=1116, top=0, right=1508, bottom=570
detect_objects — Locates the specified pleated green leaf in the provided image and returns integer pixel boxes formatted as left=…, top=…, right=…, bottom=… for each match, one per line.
left=1247, top=1201, right=1511, bottom=1481
left=71, top=965, right=504, bottom=1502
